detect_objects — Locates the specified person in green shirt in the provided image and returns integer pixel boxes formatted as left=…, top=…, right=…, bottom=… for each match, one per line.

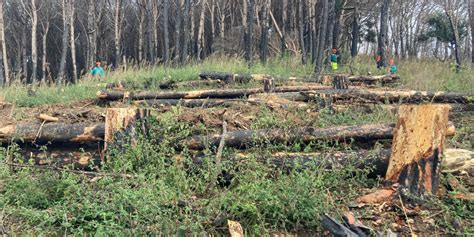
left=330, top=48, right=339, bottom=72
left=90, top=61, right=106, bottom=78
left=389, top=59, right=397, bottom=75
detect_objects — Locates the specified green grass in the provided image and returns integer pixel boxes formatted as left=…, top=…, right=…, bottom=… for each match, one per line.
left=1, top=55, right=473, bottom=107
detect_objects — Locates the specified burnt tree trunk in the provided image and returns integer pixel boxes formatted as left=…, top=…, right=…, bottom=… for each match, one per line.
left=386, top=104, right=451, bottom=199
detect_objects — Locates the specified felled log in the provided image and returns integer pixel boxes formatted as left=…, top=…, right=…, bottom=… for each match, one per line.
left=0, top=122, right=104, bottom=143
left=134, top=99, right=243, bottom=108
left=386, top=104, right=451, bottom=198
left=348, top=75, right=400, bottom=85
left=199, top=71, right=271, bottom=83
left=97, top=85, right=332, bottom=101
left=302, top=89, right=474, bottom=104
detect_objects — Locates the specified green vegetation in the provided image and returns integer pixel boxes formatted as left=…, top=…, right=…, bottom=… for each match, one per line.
left=1, top=56, right=473, bottom=107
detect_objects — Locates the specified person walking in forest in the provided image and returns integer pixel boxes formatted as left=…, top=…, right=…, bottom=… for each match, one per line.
left=90, top=61, right=106, bottom=79
left=330, top=48, right=339, bottom=72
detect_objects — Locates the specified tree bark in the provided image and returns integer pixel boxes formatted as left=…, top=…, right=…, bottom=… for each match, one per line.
left=174, top=0, right=184, bottom=62
left=114, top=0, right=122, bottom=68
left=245, top=0, right=255, bottom=64
left=138, top=0, right=145, bottom=64
left=181, top=0, right=191, bottom=64
left=377, top=0, right=391, bottom=68
left=196, top=0, right=207, bottom=60
left=86, top=0, right=96, bottom=68
left=0, top=123, right=104, bottom=143
left=57, top=0, right=69, bottom=84
left=470, top=0, right=474, bottom=64
left=184, top=123, right=405, bottom=150
left=298, top=0, right=307, bottom=64
left=281, top=0, right=288, bottom=56
left=97, top=85, right=332, bottom=101
left=260, top=0, right=271, bottom=64
left=0, top=0, right=9, bottom=85
left=41, top=20, right=50, bottom=83
left=69, top=0, right=77, bottom=83
left=315, top=0, right=328, bottom=74
left=30, top=0, right=38, bottom=83
left=163, top=0, right=170, bottom=65
left=351, top=1, right=359, bottom=58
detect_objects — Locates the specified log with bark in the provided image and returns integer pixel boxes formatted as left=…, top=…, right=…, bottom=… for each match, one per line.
left=199, top=71, right=271, bottom=83
left=0, top=122, right=104, bottom=143
left=348, top=74, right=400, bottom=85
left=133, top=99, right=245, bottom=108
left=97, top=85, right=333, bottom=101
left=184, top=122, right=456, bottom=150
left=301, top=89, right=474, bottom=104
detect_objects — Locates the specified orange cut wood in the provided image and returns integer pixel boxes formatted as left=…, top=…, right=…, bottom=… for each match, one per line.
left=356, top=188, right=396, bottom=204
left=386, top=104, right=451, bottom=196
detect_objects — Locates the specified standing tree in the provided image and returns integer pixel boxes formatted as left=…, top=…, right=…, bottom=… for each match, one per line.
left=163, top=0, right=170, bottom=65
left=57, top=0, right=69, bottom=84
left=260, top=0, right=271, bottom=63
left=470, top=0, right=474, bottom=63
left=69, top=0, right=77, bottom=83
left=0, top=0, right=8, bottom=85
left=298, top=0, right=307, bottom=64
left=113, top=0, right=123, bottom=68
left=315, top=0, right=328, bottom=74
left=351, top=0, right=360, bottom=57
left=377, top=0, right=391, bottom=68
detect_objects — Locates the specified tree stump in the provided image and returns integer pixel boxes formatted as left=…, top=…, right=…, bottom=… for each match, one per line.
left=104, top=108, right=150, bottom=160
left=386, top=104, right=451, bottom=198
left=332, top=74, right=349, bottom=90
left=263, top=78, right=275, bottom=93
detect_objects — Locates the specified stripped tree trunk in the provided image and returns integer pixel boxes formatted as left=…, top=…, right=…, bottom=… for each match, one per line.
left=69, top=0, right=77, bottom=83
left=386, top=105, right=451, bottom=198
left=30, top=0, right=38, bottom=83
left=0, top=0, right=9, bottom=85
left=196, top=0, right=207, bottom=60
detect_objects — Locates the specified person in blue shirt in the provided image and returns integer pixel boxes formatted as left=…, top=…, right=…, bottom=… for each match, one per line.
left=389, top=59, right=397, bottom=75
left=90, top=61, right=106, bottom=78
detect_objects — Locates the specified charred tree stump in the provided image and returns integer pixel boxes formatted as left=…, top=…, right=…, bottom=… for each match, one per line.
left=386, top=104, right=451, bottom=199
left=263, top=78, right=275, bottom=93
left=104, top=108, right=150, bottom=159
left=332, top=75, right=349, bottom=90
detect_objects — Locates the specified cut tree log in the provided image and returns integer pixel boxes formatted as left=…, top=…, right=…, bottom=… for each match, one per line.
left=199, top=71, right=271, bottom=83
left=133, top=99, right=242, bottom=108
left=348, top=74, right=400, bottom=85
left=332, top=74, right=349, bottom=90
left=37, top=114, right=59, bottom=122
left=97, top=85, right=333, bottom=101
left=184, top=122, right=456, bottom=150
left=0, top=122, right=104, bottom=143
left=301, top=89, right=474, bottom=104
left=386, top=104, right=451, bottom=198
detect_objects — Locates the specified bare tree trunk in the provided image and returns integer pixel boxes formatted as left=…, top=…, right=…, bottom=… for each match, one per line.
left=351, top=1, right=359, bottom=57
left=58, top=0, right=69, bottom=84
left=181, top=0, right=191, bottom=64
left=0, top=0, right=9, bottom=85
left=138, top=0, right=145, bottom=64
left=260, top=0, right=271, bottom=64
left=470, top=0, right=474, bottom=64
left=175, top=0, right=184, bottom=62
left=377, top=0, right=390, bottom=68
left=41, top=21, right=50, bottom=83
left=86, top=0, right=96, bottom=68
left=163, top=0, right=170, bottom=65
left=151, top=0, right=158, bottom=64
left=196, top=0, right=207, bottom=60
left=242, top=0, right=248, bottom=57
left=315, top=0, right=328, bottom=74
left=333, top=0, right=346, bottom=48
left=326, top=0, right=335, bottom=49
left=69, top=0, right=77, bottom=83
left=114, top=0, right=122, bottom=68
left=245, top=0, right=255, bottom=64
left=445, top=0, right=462, bottom=71
left=281, top=0, right=288, bottom=56
left=30, top=0, right=38, bottom=84
left=298, top=0, right=307, bottom=64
